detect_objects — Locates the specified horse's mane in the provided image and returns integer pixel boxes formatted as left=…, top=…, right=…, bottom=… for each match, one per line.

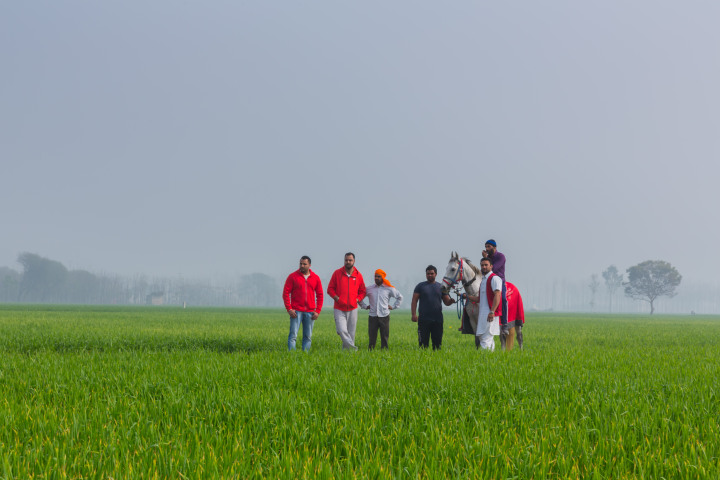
left=462, top=257, right=481, bottom=275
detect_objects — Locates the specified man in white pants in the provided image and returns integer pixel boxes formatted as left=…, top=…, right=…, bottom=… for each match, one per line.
left=327, top=252, right=366, bottom=350
left=468, top=258, right=501, bottom=350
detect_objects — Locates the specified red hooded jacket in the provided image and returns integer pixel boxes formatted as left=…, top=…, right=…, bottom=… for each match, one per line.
left=327, top=267, right=366, bottom=311
left=282, top=269, right=324, bottom=313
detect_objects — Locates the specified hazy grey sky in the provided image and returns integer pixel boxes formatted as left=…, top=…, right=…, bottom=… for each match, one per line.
left=2, top=1, right=719, bottom=287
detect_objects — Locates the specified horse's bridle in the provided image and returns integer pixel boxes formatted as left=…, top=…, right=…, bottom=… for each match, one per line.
left=442, top=258, right=462, bottom=288
left=442, top=258, right=477, bottom=289
left=444, top=257, right=480, bottom=318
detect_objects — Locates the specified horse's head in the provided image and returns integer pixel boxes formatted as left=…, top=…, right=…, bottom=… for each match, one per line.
left=441, top=251, right=462, bottom=294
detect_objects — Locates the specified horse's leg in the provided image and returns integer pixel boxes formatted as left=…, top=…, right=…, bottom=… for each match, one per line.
left=500, top=322, right=514, bottom=351
left=515, top=324, right=523, bottom=350
left=468, top=307, right=479, bottom=349
left=507, top=327, right=515, bottom=351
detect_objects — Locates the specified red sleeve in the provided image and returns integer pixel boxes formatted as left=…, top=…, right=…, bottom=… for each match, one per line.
left=356, top=272, right=367, bottom=302
left=314, top=275, right=324, bottom=313
left=327, top=270, right=338, bottom=298
left=282, top=274, right=293, bottom=311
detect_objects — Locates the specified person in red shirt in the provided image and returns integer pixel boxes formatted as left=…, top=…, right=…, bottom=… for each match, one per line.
left=282, top=256, right=323, bottom=351
left=327, top=252, right=366, bottom=350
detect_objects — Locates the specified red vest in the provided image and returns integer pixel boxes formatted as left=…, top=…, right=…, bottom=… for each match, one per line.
left=485, top=273, right=503, bottom=317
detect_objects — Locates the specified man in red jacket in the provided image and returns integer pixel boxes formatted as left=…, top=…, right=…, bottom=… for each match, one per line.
left=327, top=252, right=366, bottom=350
left=282, top=255, right=324, bottom=351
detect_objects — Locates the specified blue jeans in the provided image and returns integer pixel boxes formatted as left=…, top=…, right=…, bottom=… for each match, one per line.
left=288, top=311, right=314, bottom=351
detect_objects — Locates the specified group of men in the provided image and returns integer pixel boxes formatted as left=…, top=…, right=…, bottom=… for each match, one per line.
left=281, top=252, right=404, bottom=351
left=281, top=240, right=516, bottom=352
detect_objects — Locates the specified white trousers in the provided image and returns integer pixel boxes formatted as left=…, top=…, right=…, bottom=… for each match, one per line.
left=477, top=331, right=496, bottom=351
left=476, top=313, right=499, bottom=351
left=334, top=308, right=359, bottom=350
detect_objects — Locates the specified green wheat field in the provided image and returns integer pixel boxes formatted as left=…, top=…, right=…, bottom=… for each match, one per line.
left=1, top=304, right=718, bottom=479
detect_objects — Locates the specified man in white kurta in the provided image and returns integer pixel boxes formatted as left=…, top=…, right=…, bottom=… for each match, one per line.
left=473, top=258, right=502, bottom=351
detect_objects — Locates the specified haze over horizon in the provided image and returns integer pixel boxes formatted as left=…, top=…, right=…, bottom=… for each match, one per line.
left=2, top=1, right=719, bottom=290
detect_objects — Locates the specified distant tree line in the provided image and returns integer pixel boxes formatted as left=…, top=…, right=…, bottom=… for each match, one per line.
left=0, top=253, right=282, bottom=307
left=585, top=260, right=682, bottom=314
left=1, top=253, right=705, bottom=313
left=518, top=259, right=706, bottom=314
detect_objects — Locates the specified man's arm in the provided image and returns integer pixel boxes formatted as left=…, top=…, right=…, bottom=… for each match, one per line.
left=411, top=292, right=420, bottom=322
left=390, top=289, right=403, bottom=310
left=327, top=271, right=338, bottom=301
left=358, top=286, right=370, bottom=310
left=356, top=273, right=367, bottom=303
left=442, top=294, right=456, bottom=306
left=488, top=289, right=501, bottom=322
left=282, top=276, right=297, bottom=318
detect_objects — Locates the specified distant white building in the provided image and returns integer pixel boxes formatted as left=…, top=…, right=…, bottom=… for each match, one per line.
left=146, top=292, right=164, bottom=306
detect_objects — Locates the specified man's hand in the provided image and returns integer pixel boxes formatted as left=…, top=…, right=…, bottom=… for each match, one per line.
left=288, top=309, right=297, bottom=319
left=411, top=314, right=418, bottom=323
left=487, top=312, right=494, bottom=323
left=388, top=306, right=393, bottom=311
left=334, top=296, right=340, bottom=302
left=482, top=250, right=489, bottom=259
left=311, top=312, right=319, bottom=320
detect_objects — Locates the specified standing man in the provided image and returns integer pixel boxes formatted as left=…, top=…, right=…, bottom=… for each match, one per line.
left=411, top=265, right=455, bottom=350
left=327, top=252, right=366, bottom=350
left=359, top=269, right=403, bottom=350
left=282, top=255, right=323, bottom=351
left=468, top=258, right=502, bottom=351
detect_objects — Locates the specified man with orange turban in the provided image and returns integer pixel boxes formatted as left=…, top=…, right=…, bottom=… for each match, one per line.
left=359, top=269, right=404, bottom=350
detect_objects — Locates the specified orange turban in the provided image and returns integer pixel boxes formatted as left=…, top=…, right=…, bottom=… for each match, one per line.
left=375, top=269, right=395, bottom=288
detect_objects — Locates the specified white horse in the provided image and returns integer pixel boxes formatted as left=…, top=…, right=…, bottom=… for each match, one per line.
left=441, top=252, right=524, bottom=350
left=440, top=252, right=483, bottom=347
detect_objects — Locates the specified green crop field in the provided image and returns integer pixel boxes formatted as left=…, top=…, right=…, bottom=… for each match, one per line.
left=0, top=305, right=718, bottom=479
